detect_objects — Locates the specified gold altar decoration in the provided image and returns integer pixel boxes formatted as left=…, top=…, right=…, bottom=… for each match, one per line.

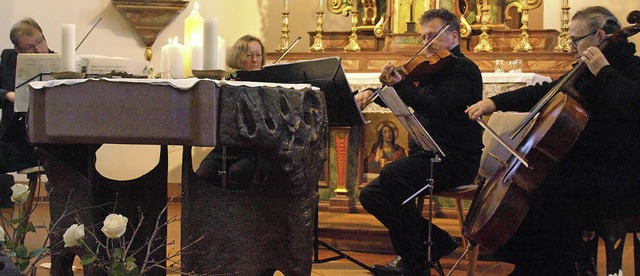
left=310, top=10, right=325, bottom=52
left=555, top=1, right=571, bottom=52
left=511, top=0, right=532, bottom=52
left=276, top=11, right=290, bottom=52
left=329, top=1, right=361, bottom=51
left=112, top=0, right=189, bottom=61
left=474, top=2, right=492, bottom=52
left=453, top=0, right=472, bottom=38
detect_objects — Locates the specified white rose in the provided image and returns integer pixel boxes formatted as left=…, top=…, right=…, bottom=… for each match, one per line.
left=10, top=184, right=30, bottom=203
left=63, top=224, right=85, bottom=247
left=0, top=225, right=5, bottom=242
left=101, top=214, right=128, bottom=239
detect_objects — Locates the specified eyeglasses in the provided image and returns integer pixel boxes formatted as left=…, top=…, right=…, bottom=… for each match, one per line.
left=17, top=35, right=46, bottom=53
left=571, top=30, right=597, bottom=48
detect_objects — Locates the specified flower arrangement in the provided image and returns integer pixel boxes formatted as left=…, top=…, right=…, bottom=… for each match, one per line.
left=0, top=183, right=49, bottom=273
left=64, top=213, right=140, bottom=275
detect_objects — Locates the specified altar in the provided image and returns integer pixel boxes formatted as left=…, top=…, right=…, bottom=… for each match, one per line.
left=27, top=78, right=328, bottom=275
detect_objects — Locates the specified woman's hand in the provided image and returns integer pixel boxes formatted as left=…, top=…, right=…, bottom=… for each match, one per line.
left=354, top=89, right=374, bottom=110
left=465, top=99, right=497, bottom=120
left=581, top=47, right=609, bottom=76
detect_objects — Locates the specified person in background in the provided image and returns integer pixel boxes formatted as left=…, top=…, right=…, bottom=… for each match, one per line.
left=466, top=6, right=640, bottom=275
left=355, top=9, right=483, bottom=276
left=226, top=34, right=265, bottom=71
left=196, top=34, right=266, bottom=189
left=0, top=17, right=50, bottom=176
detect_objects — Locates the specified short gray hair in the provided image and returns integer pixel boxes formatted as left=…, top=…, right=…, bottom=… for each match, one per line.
left=572, top=6, right=620, bottom=34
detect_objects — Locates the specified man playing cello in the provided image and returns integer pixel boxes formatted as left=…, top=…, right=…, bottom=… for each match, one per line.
left=466, top=6, right=640, bottom=275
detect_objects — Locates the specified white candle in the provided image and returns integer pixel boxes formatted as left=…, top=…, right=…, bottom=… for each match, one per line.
left=284, top=0, right=289, bottom=12
left=61, top=24, right=75, bottom=72
left=161, top=38, right=171, bottom=78
left=190, top=42, right=203, bottom=71
left=318, top=0, right=323, bottom=11
left=167, top=37, right=185, bottom=78
left=217, top=36, right=226, bottom=70
left=203, top=19, right=218, bottom=70
left=563, top=0, right=568, bottom=7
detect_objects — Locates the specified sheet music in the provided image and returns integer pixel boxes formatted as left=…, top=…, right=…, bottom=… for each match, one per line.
left=15, top=53, right=61, bottom=112
left=377, top=86, right=445, bottom=157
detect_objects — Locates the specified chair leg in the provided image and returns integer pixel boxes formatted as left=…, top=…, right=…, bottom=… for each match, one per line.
left=601, top=220, right=625, bottom=275
left=634, top=232, right=640, bottom=275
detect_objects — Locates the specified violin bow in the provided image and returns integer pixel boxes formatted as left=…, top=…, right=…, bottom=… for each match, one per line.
left=76, top=17, right=103, bottom=51
left=273, top=36, right=301, bottom=64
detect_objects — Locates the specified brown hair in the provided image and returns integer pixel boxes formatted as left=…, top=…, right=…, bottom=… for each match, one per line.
left=10, top=17, right=44, bottom=46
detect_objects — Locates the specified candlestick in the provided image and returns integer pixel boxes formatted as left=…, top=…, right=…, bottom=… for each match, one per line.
left=61, top=24, right=76, bottom=72
left=276, top=11, right=290, bottom=52
left=555, top=0, right=571, bottom=52
left=309, top=10, right=325, bottom=52
left=473, top=3, right=492, bottom=52
left=513, top=0, right=533, bottom=52
left=203, top=19, right=219, bottom=70
left=344, top=6, right=361, bottom=52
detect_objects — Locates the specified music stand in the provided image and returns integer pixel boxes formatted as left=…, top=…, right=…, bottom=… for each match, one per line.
left=376, top=86, right=446, bottom=275
left=236, top=57, right=371, bottom=271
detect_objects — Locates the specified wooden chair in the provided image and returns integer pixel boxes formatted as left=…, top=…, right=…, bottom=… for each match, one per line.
left=417, top=176, right=484, bottom=276
left=584, top=216, right=640, bottom=275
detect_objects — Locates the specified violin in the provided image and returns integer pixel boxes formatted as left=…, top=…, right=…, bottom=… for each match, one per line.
left=366, top=24, right=453, bottom=104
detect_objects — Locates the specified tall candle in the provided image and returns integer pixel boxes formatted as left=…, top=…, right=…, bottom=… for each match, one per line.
left=217, top=36, right=226, bottom=70
left=284, top=0, right=289, bottom=12
left=184, top=2, right=203, bottom=75
left=562, top=0, right=568, bottom=7
left=203, top=19, right=218, bottom=70
left=318, top=0, right=323, bottom=11
left=61, top=24, right=75, bottom=72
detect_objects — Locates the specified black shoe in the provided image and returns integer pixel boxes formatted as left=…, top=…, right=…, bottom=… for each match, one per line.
left=370, top=255, right=404, bottom=275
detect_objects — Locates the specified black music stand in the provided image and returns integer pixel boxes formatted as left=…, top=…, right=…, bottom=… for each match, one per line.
left=377, top=86, right=447, bottom=276
left=236, top=57, right=371, bottom=271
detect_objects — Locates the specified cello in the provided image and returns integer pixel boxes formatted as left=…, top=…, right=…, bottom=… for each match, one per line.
left=463, top=10, right=640, bottom=253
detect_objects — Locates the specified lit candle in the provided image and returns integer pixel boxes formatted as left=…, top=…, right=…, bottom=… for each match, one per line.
left=167, top=36, right=185, bottom=79
left=318, top=0, right=323, bottom=11
left=184, top=2, right=203, bottom=76
left=61, top=24, right=75, bottom=72
left=161, top=38, right=171, bottom=78
left=203, top=19, right=218, bottom=70
left=284, top=0, right=288, bottom=13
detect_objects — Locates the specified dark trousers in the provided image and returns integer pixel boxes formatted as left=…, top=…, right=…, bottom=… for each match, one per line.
left=359, top=152, right=475, bottom=273
left=0, top=142, right=38, bottom=174
left=195, top=148, right=258, bottom=190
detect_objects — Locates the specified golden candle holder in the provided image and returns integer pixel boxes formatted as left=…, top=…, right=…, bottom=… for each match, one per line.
left=474, top=4, right=493, bottom=52
left=554, top=2, right=571, bottom=52
left=344, top=10, right=361, bottom=52
left=309, top=10, right=325, bottom=52
left=276, top=11, right=290, bottom=52
left=514, top=0, right=533, bottom=52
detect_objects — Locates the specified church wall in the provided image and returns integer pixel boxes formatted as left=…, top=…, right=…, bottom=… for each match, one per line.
left=1, top=1, right=638, bottom=184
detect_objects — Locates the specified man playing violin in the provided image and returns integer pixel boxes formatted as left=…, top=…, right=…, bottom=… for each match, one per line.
left=355, top=8, right=483, bottom=275
left=466, top=6, right=640, bottom=275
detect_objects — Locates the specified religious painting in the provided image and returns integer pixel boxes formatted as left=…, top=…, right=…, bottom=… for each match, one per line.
left=360, top=113, right=409, bottom=185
